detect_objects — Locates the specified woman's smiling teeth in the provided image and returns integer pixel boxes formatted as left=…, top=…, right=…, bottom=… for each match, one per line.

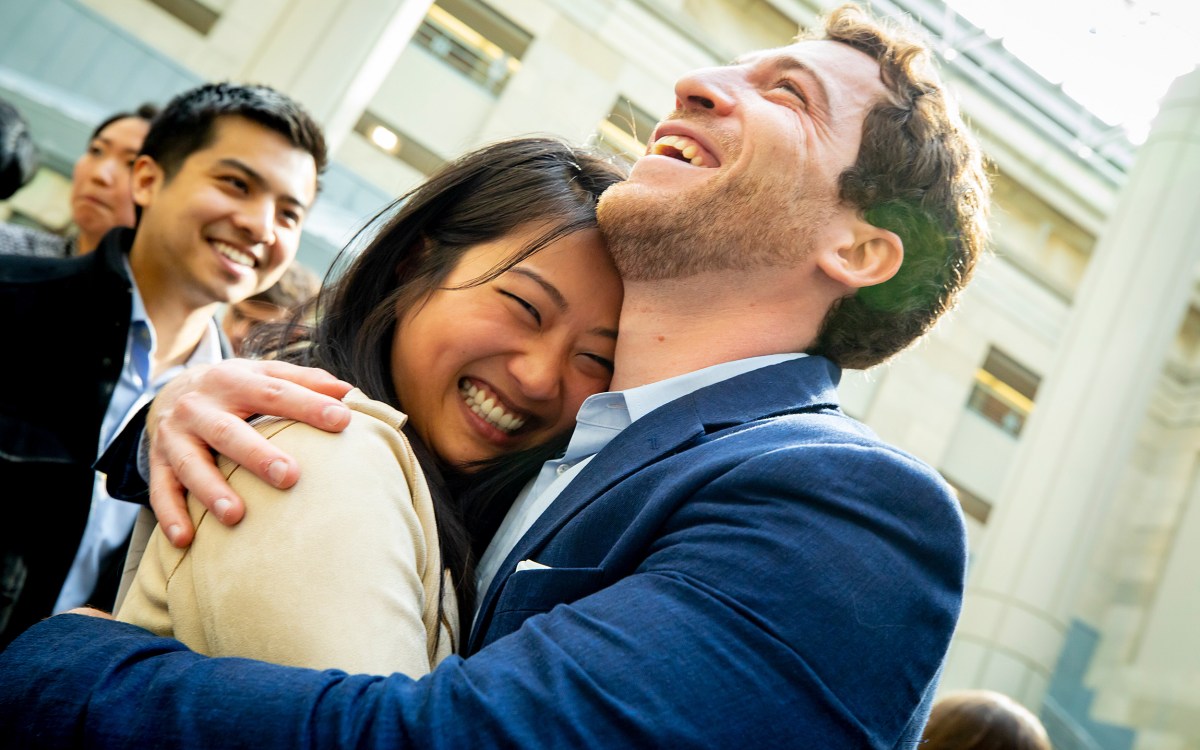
left=459, top=379, right=527, bottom=433
left=213, top=240, right=256, bottom=268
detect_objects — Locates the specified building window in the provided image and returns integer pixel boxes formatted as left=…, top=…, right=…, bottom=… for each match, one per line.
left=966, top=347, right=1040, bottom=437
left=945, top=479, right=993, bottom=524
left=594, top=99, right=658, bottom=165
left=146, top=0, right=220, bottom=35
left=353, top=113, right=444, bottom=176
left=413, top=0, right=530, bottom=95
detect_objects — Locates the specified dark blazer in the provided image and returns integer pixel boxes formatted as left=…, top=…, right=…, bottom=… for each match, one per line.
left=0, top=229, right=135, bottom=648
left=0, top=228, right=229, bottom=648
left=0, top=356, right=967, bottom=748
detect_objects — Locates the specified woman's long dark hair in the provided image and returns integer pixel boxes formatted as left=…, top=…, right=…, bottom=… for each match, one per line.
left=249, top=136, right=626, bottom=638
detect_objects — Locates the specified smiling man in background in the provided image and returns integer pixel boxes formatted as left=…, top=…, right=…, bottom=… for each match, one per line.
left=0, top=4, right=989, bottom=747
left=0, top=82, right=325, bottom=648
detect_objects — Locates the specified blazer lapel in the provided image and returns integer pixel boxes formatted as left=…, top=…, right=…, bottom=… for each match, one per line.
left=468, top=399, right=705, bottom=651
left=468, top=356, right=843, bottom=650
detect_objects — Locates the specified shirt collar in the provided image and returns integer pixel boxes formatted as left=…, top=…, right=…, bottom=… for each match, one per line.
left=620, top=353, right=807, bottom=422
left=562, top=353, right=806, bottom=463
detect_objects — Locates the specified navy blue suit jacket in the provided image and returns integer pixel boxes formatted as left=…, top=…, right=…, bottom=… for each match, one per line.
left=0, top=356, right=967, bottom=748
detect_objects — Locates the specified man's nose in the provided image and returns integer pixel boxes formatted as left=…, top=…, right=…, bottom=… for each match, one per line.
left=673, top=66, right=738, bottom=116
left=234, top=199, right=276, bottom=245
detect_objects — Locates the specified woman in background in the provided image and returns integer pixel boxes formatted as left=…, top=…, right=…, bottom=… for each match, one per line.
left=0, top=103, right=157, bottom=257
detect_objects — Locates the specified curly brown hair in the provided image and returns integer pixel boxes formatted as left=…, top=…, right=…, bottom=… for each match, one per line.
left=807, top=4, right=990, bottom=369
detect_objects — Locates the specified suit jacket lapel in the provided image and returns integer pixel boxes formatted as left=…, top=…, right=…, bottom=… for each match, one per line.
left=468, top=399, right=706, bottom=652
left=468, top=356, right=843, bottom=650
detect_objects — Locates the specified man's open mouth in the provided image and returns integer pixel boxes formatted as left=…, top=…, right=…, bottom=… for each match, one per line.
left=648, top=135, right=719, bottom=168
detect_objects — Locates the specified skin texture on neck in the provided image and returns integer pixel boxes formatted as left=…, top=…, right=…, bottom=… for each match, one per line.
left=128, top=244, right=222, bottom=380
left=76, top=232, right=103, bottom=256
left=608, top=263, right=844, bottom=391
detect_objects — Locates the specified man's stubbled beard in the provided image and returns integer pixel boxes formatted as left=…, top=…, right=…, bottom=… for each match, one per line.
left=597, top=126, right=836, bottom=283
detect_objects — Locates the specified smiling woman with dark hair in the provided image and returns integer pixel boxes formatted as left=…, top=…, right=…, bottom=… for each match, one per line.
left=116, top=136, right=626, bottom=674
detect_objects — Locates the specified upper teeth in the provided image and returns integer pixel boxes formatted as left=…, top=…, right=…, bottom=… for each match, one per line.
left=459, top=380, right=526, bottom=433
left=651, top=135, right=709, bottom=166
left=214, top=241, right=255, bottom=268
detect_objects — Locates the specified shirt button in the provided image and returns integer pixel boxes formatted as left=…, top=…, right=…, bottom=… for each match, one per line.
left=556, top=463, right=570, bottom=476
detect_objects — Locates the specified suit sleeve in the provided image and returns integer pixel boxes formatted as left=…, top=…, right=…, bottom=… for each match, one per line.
left=95, top=401, right=151, bottom=503
left=0, top=443, right=964, bottom=749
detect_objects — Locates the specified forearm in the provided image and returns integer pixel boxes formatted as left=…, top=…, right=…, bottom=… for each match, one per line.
left=0, top=445, right=963, bottom=749
left=0, top=569, right=908, bottom=749
left=0, top=615, right=406, bottom=750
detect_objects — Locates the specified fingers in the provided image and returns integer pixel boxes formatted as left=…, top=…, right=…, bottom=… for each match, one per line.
left=145, top=360, right=354, bottom=543
left=242, top=361, right=354, bottom=434
left=259, top=359, right=355, bottom=401
left=149, top=361, right=352, bottom=436
left=148, top=452, right=199, bottom=547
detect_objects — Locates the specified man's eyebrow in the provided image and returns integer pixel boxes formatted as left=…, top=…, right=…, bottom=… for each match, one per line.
left=590, top=326, right=619, bottom=341
left=733, top=54, right=831, bottom=111
left=772, top=58, right=831, bottom=110
left=216, top=158, right=309, bottom=209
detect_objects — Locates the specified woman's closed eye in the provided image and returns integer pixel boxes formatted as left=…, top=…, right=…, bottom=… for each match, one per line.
left=581, top=352, right=615, bottom=375
left=500, top=290, right=542, bottom=325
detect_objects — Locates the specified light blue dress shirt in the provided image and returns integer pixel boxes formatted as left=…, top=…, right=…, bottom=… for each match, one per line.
left=53, top=264, right=222, bottom=613
left=473, top=352, right=805, bottom=619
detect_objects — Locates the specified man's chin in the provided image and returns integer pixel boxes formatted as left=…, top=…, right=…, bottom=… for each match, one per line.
left=597, top=178, right=674, bottom=233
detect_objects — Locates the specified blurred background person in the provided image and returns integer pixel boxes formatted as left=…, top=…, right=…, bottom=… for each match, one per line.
left=0, top=103, right=157, bottom=258
left=0, top=97, right=38, bottom=201
left=922, top=690, right=1052, bottom=750
left=222, top=260, right=321, bottom=356
left=0, top=82, right=324, bottom=649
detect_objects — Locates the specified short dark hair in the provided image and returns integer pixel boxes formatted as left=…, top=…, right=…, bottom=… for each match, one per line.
left=139, top=82, right=327, bottom=181
left=807, top=4, right=990, bottom=370
left=0, top=97, right=37, bottom=200
left=89, top=102, right=159, bottom=142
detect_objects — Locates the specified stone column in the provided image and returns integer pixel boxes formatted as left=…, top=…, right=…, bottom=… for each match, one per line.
left=944, top=65, right=1200, bottom=707
left=239, top=0, right=434, bottom=152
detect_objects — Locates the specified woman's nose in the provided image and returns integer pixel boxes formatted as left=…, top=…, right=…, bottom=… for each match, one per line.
left=509, top=347, right=562, bottom=402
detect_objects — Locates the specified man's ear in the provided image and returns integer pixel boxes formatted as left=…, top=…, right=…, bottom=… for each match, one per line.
left=130, top=155, right=164, bottom=209
left=816, top=217, right=903, bottom=291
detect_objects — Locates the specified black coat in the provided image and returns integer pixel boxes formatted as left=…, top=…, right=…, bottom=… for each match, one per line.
left=1, top=228, right=142, bottom=647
